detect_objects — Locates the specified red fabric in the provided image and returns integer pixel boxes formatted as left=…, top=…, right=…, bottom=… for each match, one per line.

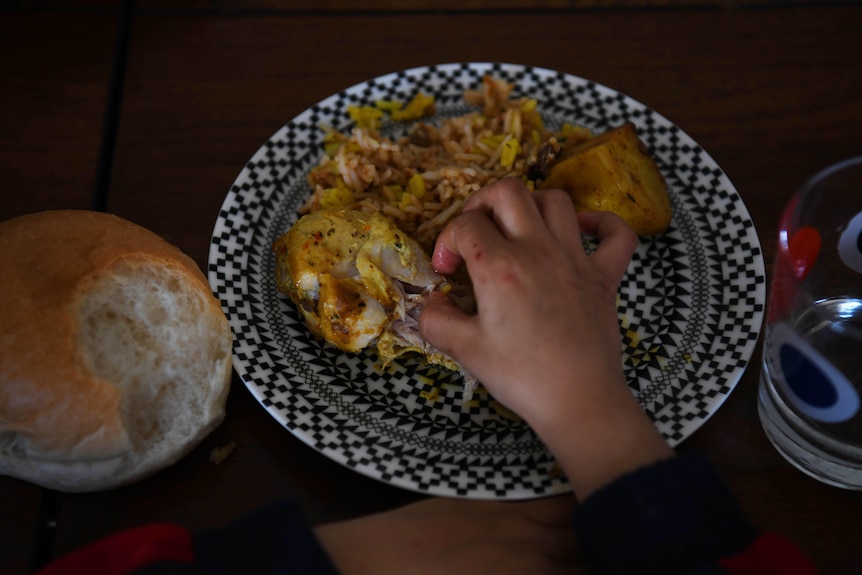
left=719, top=532, right=820, bottom=575
left=35, top=523, right=195, bottom=575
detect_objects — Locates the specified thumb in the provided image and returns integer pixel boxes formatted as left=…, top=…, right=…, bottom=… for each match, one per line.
left=419, top=291, right=478, bottom=360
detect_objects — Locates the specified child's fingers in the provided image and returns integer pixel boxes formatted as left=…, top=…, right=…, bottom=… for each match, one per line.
left=576, top=211, right=638, bottom=284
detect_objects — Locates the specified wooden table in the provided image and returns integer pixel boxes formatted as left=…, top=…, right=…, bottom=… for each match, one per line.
left=2, top=1, right=861, bottom=573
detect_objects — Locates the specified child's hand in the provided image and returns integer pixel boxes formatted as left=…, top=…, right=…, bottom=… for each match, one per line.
left=421, top=177, right=634, bottom=429
left=420, top=178, right=672, bottom=498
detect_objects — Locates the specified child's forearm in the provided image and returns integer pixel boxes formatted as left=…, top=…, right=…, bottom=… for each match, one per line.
left=527, top=371, right=674, bottom=500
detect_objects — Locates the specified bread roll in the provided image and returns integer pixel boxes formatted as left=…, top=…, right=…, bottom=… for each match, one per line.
left=0, top=210, right=233, bottom=492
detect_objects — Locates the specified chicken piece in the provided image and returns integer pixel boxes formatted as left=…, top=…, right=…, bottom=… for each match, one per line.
left=273, top=209, right=476, bottom=396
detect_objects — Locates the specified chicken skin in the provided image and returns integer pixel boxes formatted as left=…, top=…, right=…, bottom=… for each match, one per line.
left=273, top=209, right=474, bottom=393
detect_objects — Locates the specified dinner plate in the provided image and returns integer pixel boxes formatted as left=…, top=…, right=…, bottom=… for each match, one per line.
left=208, top=62, right=766, bottom=500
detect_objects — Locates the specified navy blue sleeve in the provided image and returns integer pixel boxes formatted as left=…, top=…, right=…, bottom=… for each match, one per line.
left=190, top=499, right=340, bottom=575
left=572, top=453, right=759, bottom=575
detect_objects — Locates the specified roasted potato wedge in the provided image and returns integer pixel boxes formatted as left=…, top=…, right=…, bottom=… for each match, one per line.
left=540, top=122, right=671, bottom=235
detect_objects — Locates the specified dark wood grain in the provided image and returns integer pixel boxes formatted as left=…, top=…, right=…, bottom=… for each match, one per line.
left=3, top=4, right=862, bottom=574
left=0, top=13, right=117, bottom=222
left=0, top=12, right=119, bottom=575
left=0, top=477, right=43, bottom=575
left=133, top=0, right=859, bottom=11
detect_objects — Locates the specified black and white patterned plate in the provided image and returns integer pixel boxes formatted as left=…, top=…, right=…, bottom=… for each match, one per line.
left=208, top=63, right=766, bottom=500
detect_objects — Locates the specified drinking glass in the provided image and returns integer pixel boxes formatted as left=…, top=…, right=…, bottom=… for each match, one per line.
left=758, top=156, right=862, bottom=489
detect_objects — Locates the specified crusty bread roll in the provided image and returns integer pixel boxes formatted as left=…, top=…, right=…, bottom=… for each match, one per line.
left=0, top=210, right=233, bottom=492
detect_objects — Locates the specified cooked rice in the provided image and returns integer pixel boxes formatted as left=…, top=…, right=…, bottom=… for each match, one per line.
left=301, top=75, right=592, bottom=252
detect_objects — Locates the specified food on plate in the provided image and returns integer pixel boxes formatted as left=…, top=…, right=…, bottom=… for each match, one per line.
left=301, top=75, right=566, bottom=253
left=300, top=76, right=670, bottom=251
left=273, top=209, right=477, bottom=396
left=0, top=210, right=233, bottom=492
left=276, top=76, right=671, bottom=396
left=539, top=122, right=671, bottom=235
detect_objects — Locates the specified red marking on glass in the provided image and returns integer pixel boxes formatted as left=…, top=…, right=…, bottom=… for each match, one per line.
left=788, top=226, right=821, bottom=280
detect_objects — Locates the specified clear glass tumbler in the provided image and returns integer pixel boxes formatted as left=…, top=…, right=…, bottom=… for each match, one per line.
left=758, top=156, right=862, bottom=489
